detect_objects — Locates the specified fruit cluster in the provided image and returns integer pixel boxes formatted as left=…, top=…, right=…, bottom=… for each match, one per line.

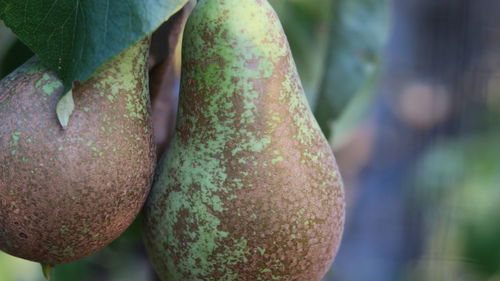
left=0, top=1, right=345, bottom=280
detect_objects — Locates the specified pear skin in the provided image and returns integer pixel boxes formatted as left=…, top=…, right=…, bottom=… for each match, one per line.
left=143, top=1, right=345, bottom=280
left=0, top=39, right=155, bottom=265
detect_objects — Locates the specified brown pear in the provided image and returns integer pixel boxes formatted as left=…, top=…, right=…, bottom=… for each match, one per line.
left=0, top=39, right=155, bottom=265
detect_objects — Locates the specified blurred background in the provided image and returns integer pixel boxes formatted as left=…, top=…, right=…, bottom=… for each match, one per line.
left=2, top=0, right=500, bottom=280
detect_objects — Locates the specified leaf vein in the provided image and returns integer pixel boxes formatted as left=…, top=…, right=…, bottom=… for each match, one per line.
left=33, top=0, right=59, bottom=34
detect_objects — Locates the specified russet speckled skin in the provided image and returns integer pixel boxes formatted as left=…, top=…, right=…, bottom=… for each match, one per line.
left=0, top=39, right=155, bottom=265
left=143, top=0, right=345, bottom=280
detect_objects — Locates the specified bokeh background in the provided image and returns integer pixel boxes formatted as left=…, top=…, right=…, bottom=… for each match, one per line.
left=1, top=0, right=500, bottom=280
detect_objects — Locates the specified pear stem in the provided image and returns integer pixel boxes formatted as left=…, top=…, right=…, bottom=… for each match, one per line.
left=41, top=263, right=53, bottom=281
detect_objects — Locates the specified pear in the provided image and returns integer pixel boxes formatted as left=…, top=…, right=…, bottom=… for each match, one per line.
left=143, top=0, right=345, bottom=280
left=0, top=38, right=155, bottom=265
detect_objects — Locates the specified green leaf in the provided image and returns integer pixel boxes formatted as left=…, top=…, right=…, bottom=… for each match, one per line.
left=0, top=0, right=188, bottom=91
left=314, top=0, right=390, bottom=138
left=330, top=64, right=381, bottom=149
left=55, top=89, right=74, bottom=129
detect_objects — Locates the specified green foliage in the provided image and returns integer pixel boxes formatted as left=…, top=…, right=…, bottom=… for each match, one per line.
left=412, top=136, right=500, bottom=280
left=314, top=0, right=390, bottom=138
left=0, top=0, right=188, bottom=91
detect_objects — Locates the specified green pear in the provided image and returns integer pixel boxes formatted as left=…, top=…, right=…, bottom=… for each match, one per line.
left=143, top=0, right=345, bottom=280
left=0, top=38, right=155, bottom=265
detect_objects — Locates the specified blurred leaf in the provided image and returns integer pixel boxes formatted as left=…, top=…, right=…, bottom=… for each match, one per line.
left=0, top=39, right=34, bottom=79
left=52, top=258, right=95, bottom=281
left=460, top=138, right=500, bottom=278
left=413, top=136, right=500, bottom=280
left=314, top=0, right=390, bottom=138
left=330, top=64, right=380, bottom=149
left=414, top=141, right=467, bottom=192
left=0, top=0, right=188, bottom=91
